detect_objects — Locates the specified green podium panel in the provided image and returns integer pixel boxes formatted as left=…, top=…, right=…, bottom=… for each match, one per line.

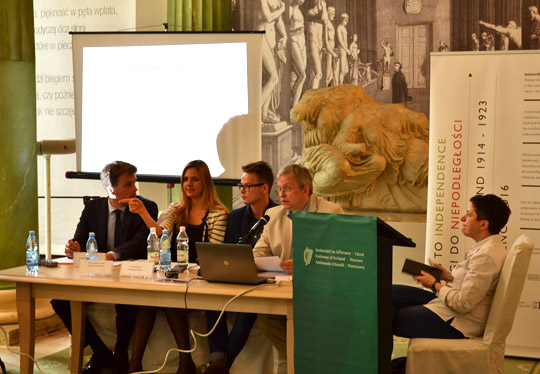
left=292, top=212, right=415, bottom=374
left=293, top=212, right=378, bottom=373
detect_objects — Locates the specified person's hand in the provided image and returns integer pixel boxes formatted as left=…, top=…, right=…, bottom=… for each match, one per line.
left=106, top=253, right=114, bottom=261
left=431, top=263, right=453, bottom=282
left=413, top=271, right=436, bottom=289
left=119, top=197, right=147, bottom=215
left=65, top=239, right=81, bottom=258
left=280, top=259, right=293, bottom=275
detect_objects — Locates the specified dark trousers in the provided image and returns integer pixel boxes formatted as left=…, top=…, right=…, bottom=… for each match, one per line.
left=207, top=311, right=257, bottom=368
left=50, top=299, right=137, bottom=360
left=392, top=285, right=466, bottom=340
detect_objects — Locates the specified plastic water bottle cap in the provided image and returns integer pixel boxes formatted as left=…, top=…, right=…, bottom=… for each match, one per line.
left=163, top=229, right=168, bottom=234
left=29, top=230, right=35, bottom=234
left=150, top=227, right=156, bottom=233
left=180, top=226, right=186, bottom=231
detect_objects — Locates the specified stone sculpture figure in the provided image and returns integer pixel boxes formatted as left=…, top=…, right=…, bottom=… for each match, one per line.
left=323, top=6, right=339, bottom=87
left=290, top=85, right=429, bottom=212
left=306, top=0, right=328, bottom=89
left=288, top=0, right=307, bottom=107
left=255, top=0, right=287, bottom=124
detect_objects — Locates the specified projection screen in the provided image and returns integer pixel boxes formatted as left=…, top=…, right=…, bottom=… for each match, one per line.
left=72, top=32, right=263, bottom=179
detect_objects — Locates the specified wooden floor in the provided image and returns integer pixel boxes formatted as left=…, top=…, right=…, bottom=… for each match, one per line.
left=0, top=327, right=71, bottom=372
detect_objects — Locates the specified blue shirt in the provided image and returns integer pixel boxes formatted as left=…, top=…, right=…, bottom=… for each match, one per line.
left=224, top=199, right=279, bottom=246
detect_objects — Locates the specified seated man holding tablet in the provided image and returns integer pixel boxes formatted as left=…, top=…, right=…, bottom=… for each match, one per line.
left=392, top=194, right=511, bottom=368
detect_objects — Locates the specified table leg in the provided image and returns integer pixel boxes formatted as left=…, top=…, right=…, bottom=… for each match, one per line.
left=287, top=302, right=294, bottom=374
left=70, top=301, right=86, bottom=374
left=16, top=283, right=35, bottom=374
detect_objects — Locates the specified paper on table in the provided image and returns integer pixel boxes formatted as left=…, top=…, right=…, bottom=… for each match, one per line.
left=254, top=256, right=283, bottom=272
left=53, top=257, right=74, bottom=264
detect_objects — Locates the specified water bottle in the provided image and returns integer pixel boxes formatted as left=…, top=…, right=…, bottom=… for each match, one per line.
left=147, top=227, right=160, bottom=264
left=26, top=230, right=39, bottom=272
left=176, top=226, right=189, bottom=264
left=86, top=232, right=98, bottom=260
left=159, top=229, right=171, bottom=271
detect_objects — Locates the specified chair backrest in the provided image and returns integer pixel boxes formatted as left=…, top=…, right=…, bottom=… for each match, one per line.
left=483, top=235, right=534, bottom=346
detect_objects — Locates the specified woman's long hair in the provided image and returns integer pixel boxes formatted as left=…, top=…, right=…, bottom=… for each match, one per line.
left=175, top=160, right=228, bottom=227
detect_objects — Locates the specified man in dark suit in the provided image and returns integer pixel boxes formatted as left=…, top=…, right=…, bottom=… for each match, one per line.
left=206, top=161, right=278, bottom=374
left=51, top=161, right=158, bottom=374
left=392, top=62, right=409, bottom=106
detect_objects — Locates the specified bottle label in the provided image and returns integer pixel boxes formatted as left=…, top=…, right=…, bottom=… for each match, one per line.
left=148, top=251, right=159, bottom=264
left=177, top=250, right=188, bottom=264
left=26, top=252, right=39, bottom=271
left=160, top=252, right=171, bottom=263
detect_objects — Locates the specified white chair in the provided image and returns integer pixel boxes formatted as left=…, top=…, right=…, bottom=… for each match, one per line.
left=406, top=235, right=534, bottom=374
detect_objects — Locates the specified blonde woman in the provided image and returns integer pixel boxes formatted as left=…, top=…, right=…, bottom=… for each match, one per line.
left=123, top=160, right=228, bottom=374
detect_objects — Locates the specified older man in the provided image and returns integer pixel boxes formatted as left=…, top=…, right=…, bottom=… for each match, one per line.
left=253, top=164, right=343, bottom=373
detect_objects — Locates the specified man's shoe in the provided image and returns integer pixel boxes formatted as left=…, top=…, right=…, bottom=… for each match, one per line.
left=82, top=354, right=113, bottom=374
left=391, top=357, right=407, bottom=374
left=112, top=351, right=129, bottom=374
left=205, top=359, right=229, bottom=374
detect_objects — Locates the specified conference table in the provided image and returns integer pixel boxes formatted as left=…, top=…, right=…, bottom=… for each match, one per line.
left=0, top=264, right=294, bottom=374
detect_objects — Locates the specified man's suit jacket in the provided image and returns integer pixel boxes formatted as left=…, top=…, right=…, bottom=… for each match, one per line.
left=72, top=196, right=158, bottom=260
left=253, top=195, right=344, bottom=261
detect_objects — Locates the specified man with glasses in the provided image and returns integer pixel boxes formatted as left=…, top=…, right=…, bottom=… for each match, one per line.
left=206, top=161, right=278, bottom=374
left=253, top=163, right=343, bottom=373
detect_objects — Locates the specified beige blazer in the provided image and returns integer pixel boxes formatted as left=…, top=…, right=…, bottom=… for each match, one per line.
left=425, top=234, right=507, bottom=338
left=253, top=195, right=344, bottom=261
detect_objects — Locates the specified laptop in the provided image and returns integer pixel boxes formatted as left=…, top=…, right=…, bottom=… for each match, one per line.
left=196, top=242, right=269, bottom=285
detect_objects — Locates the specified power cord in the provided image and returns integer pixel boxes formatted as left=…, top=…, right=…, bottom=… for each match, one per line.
left=0, top=325, right=43, bottom=374
left=131, top=280, right=282, bottom=374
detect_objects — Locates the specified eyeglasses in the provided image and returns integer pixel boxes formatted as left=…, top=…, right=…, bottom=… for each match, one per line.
left=237, top=183, right=264, bottom=191
left=276, top=186, right=293, bottom=194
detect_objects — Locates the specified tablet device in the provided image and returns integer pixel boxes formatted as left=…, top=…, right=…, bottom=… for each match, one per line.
left=402, top=259, right=443, bottom=281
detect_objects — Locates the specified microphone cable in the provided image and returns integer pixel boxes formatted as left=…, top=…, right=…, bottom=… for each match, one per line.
left=131, top=279, right=282, bottom=374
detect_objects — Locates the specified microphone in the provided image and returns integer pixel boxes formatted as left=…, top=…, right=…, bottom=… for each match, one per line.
left=239, top=215, right=270, bottom=246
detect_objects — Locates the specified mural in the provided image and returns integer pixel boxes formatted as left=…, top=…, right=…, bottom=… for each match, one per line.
left=232, top=0, right=539, bottom=213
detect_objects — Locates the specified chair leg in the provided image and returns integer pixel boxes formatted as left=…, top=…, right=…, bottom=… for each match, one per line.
left=0, top=357, right=6, bottom=374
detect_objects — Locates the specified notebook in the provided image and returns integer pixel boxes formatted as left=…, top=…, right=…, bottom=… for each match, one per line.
left=196, top=242, right=269, bottom=285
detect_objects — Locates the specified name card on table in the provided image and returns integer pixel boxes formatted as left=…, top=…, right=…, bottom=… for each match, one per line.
left=119, top=261, right=154, bottom=278
left=79, top=259, right=113, bottom=276
left=73, top=252, right=106, bottom=267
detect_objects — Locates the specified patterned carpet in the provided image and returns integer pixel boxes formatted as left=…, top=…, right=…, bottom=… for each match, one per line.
left=5, top=338, right=540, bottom=374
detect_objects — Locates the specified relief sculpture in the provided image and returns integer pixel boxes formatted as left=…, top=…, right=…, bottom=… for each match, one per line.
left=291, top=84, right=429, bottom=212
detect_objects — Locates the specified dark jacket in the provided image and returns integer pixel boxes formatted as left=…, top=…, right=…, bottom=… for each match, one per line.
left=72, top=196, right=158, bottom=260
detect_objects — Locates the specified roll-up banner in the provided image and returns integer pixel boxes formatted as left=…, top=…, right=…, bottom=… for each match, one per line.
left=427, top=51, right=540, bottom=357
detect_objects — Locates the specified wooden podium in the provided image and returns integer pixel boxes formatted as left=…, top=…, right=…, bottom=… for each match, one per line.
left=376, top=218, right=416, bottom=373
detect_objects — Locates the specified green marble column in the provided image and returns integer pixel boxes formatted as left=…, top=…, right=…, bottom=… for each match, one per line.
left=0, top=0, right=39, bottom=279
left=167, top=0, right=231, bottom=32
